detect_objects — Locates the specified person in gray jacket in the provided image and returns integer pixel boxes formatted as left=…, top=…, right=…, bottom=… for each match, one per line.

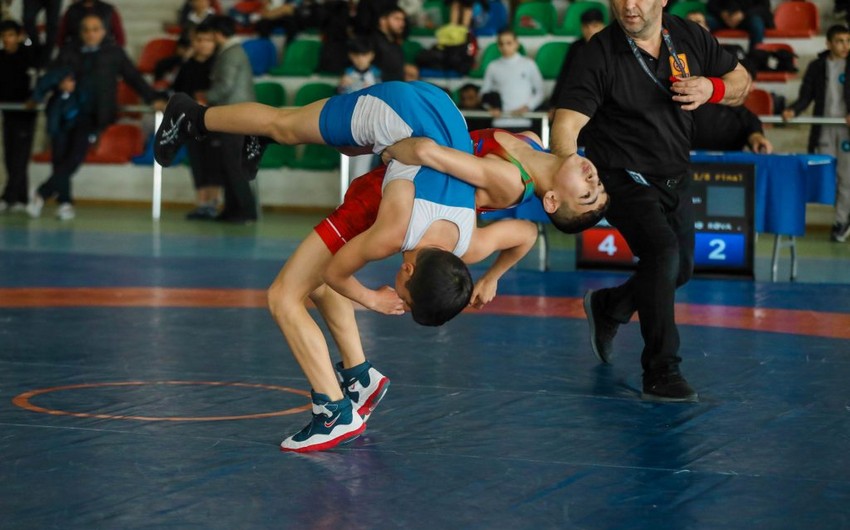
left=202, top=15, right=257, bottom=223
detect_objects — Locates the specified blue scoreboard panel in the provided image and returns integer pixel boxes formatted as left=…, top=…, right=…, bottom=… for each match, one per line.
left=577, top=163, right=755, bottom=278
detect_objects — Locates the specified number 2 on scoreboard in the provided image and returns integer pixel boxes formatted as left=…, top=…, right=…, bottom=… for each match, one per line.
left=708, top=238, right=726, bottom=260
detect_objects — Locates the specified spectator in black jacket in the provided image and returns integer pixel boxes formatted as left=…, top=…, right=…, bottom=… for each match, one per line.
left=57, top=0, right=126, bottom=49
left=27, top=14, right=165, bottom=221
left=0, top=20, right=39, bottom=213
left=550, top=8, right=606, bottom=111
left=171, top=23, right=221, bottom=220
left=706, top=0, right=773, bottom=50
left=692, top=102, right=773, bottom=153
left=371, top=4, right=406, bottom=81
left=22, top=0, right=62, bottom=65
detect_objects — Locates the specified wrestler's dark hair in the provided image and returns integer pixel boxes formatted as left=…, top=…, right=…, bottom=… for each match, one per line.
left=547, top=198, right=610, bottom=234
left=406, top=248, right=473, bottom=326
left=209, top=15, right=236, bottom=37
left=0, top=20, right=23, bottom=34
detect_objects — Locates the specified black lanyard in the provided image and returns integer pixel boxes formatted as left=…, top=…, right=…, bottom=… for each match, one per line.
left=627, top=28, right=689, bottom=96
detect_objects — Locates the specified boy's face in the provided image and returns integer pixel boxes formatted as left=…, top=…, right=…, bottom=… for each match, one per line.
left=192, top=31, right=216, bottom=59
left=685, top=12, right=708, bottom=31
left=80, top=16, right=106, bottom=47
left=349, top=51, right=374, bottom=71
left=496, top=34, right=519, bottom=57
left=553, top=154, right=608, bottom=216
left=191, top=0, right=210, bottom=12
left=580, top=21, right=605, bottom=41
left=1, top=29, right=20, bottom=52
left=827, top=32, right=850, bottom=60
left=59, top=75, right=76, bottom=93
left=459, top=88, right=480, bottom=109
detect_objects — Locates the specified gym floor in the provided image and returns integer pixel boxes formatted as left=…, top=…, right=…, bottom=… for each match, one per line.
left=1, top=205, right=849, bottom=529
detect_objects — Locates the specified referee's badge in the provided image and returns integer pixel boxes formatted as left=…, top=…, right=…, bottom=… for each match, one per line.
left=669, top=54, right=690, bottom=77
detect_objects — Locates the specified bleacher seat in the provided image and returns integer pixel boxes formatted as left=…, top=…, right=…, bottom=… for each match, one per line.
left=402, top=40, right=424, bottom=64
left=242, top=38, right=278, bottom=76
left=766, top=1, right=819, bottom=38
left=260, top=143, right=295, bottom=169
left=712, top=29, right=748, bottom=38
left=535, top=41, right=570, bottom=80
left=411, top=0, right=449, bottom=36
left=668, top=0, right=708, bottom=18
left=744, top=88, right=774, bottom=116
left=254, top=82, right=286, bottom=107
left=554, top=1, right=609, bottom=37
left=291, top=83, right=338, bottom=170
left=753, top=42, right=797, bottom=82
left=137, top=38, right=178, bottom=75
left=469, top=41, right=526, bottom=79
left=116, top=80, right=141, bottom=120
left=269, top=39, right=321, bottom=76
left=513, top=2, right=557, bottom=36
left=85, top=124, right=145, bottom=163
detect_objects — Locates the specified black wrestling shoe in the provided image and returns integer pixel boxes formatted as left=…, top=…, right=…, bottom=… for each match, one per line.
left=154, top=93, right=204, bottom=167
left=641, top=371, right=699, bottom=403
left=583, top=289, right=619, bottom=363
left=241, top=135, right=271, bottom=180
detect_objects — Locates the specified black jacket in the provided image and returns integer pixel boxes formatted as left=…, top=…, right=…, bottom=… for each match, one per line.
left=788, top=50, right=850, bottom=153
left=35, top=42, right=157, bottom=133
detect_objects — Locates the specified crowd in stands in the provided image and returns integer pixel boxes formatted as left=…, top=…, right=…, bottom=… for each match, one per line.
left=0, top=0, right=848, bottom=238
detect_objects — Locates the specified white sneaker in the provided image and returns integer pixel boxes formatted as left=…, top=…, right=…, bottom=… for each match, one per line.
left=26, top=194, right=44, bottom=218
left=56, top=203, right=75, bottom=221
left=9, top=203, right=27, bottom=213
left=0, top=200, right=8, bottom=213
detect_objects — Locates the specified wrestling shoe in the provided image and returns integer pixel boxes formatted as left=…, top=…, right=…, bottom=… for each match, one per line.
left=280, top=391, right=365, bottom=453
left=641, top=371, right=699, bottom=403
left=335, top=361, right=390, bottom=422
left=831, top=222, right=850, bottom=243
left=26, top=193, right=44, bottom=218
left=154, top=93, right=205, bottom=167
left=241, top=135, right=271, bottom=181
left=583, top=289, right=619, bottom=363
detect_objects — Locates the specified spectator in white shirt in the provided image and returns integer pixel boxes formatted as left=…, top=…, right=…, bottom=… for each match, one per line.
left=480, top=29, right=544, bottom=131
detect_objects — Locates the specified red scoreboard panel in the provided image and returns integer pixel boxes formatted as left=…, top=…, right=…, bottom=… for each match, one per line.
left=577, top=163, right=755, bottom=277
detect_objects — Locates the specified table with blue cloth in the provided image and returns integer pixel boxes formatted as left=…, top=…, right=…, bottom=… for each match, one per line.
left=691, top=151, right=836, bottom=281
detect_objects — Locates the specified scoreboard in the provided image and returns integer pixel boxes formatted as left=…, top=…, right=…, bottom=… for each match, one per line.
left=577, top=163, right=755, bottom=277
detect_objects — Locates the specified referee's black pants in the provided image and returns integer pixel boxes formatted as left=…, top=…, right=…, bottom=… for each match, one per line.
left=594, top=169, right=695, bottom=379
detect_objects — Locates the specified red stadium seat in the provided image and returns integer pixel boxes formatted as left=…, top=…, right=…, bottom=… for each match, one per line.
left=137, top=38, right=178, bottom=75
left=744, top=88, right=774, bottom=116
left=753, top=43, right=797, bottom=82
left=766, top=1, right=819, bottom=38
left=116, top=80, right=142, bottom=119
left=85, top=124, right=145, bottom=164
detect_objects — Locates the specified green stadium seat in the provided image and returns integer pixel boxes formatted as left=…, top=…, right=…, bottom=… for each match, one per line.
left=291, top=83, right=339, bottom=170
left=254, top=82, right=286, bottom=107
left=668, top=0, right=708, bottom=19
left=269, top=39, right=321, bottom=76
left=512, top=2, right=557, bottom=36
left=534, top=41, right=570, bottom=80
left=553, top=1, right=609, bottom=37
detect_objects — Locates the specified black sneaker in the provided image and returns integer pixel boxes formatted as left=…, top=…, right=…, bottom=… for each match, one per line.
left=241, top=135, right=271, bottom=180
left=583, top=289, right=619, bottom=363
left=641, top=371, right=699, bottom=403
left=831, top=222, right=850, bottom=243
left=154, top=93, right=204, bottom=167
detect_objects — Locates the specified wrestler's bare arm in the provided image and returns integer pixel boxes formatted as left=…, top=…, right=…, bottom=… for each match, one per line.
left=461, top=219, right=539, bottom=308
left=322, top=180, right=412, bottom=315
left=382, top=138, right=520, bottom=202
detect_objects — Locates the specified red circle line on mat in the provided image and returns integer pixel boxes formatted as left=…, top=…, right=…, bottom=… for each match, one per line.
left=12, top=381, right=311, bottom=421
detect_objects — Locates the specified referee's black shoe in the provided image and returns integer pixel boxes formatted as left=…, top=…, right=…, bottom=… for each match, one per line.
left=154, top=93, right=205, bottom=167
left=641, top=371, right=699, bottom=403
left=583, top=289, right=619, bottom=363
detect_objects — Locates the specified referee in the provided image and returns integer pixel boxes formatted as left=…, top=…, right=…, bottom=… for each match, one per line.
left=550, top=0, right=750, bottom=402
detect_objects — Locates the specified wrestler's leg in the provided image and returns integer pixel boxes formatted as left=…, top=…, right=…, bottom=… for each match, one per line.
left=203, top=99, right=328, bottom=146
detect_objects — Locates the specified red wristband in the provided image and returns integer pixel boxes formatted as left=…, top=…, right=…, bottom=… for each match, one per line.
left=707, top=77, right=725, bottom=104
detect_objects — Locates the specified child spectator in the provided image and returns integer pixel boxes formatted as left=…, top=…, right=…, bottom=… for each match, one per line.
left=178, top=0, right=217, bottom=41
left=172, top=23, right=219, bottom=220
left=338, top=38, right=381, bottom=94
left=56, top=0, right=126, bottom=49
left=0, top=20, right=39, bottom=213
left=457, top=82, right=491, bottom=130
left=783, top=25, right=850, bottom=243
left=481, top=29, right=544, bottom=132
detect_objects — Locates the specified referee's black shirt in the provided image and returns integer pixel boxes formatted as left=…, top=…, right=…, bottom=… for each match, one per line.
left=555, top=14, right=738, bottom=179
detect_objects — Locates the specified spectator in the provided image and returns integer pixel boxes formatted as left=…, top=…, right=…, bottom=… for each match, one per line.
left=56, top=0, right=125, bottom=49
left=706, top=0, right=773, bottom=50
left=457, top=82, right=491, bottom=130
left=782, top=24, right=850, bottom=243
left=254, top=0, right=333, bottom=44
left=692, top=93, right=773, bottom=153
left=22, top=0, right=62, bottom=65
left=26, top=14, right=164, bottom=221
left=153, top=35, right=192, bottom=89
left=0, top=20, right=39, bottom=214
left=481, top=28, right=544, bottom=132
left=338, top=37, right=381, bottom=94
left=200, top=15, right=257, bottom=224
left=550, top=8, right=606, bottom=111
left=172, top=23, right=220, bottom=220
left=178, top=0, right=216, bottom=41
left=446, top=0, right=474, bottom=28
left=371, top=4, right=407, bottom=81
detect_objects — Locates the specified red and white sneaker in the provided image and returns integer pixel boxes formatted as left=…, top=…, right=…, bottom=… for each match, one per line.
left=280, top=391, right=365, bottom=453
left=335, top=361, right=390, bottom=422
